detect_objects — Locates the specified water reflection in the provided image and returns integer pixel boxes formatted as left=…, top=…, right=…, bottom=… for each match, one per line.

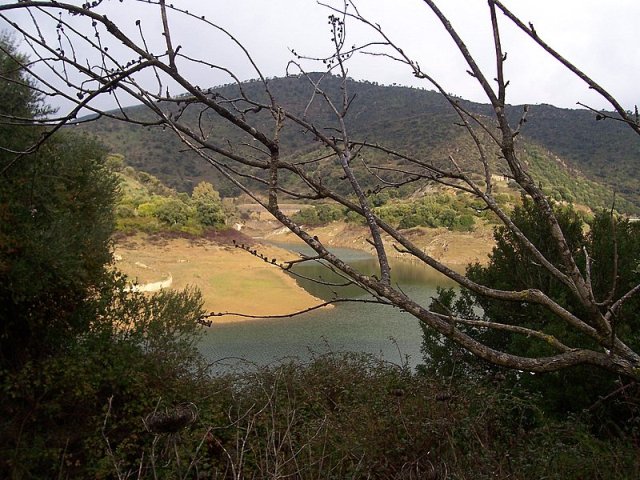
left=279, top=243, right=456, bottom=299
left=199, top=244, right=456, bottom=372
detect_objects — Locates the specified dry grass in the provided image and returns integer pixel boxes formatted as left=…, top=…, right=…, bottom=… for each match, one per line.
left=113, top=235, right=330, bottom=323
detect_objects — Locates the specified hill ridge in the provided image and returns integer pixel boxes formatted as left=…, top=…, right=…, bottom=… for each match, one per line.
left=77, top=74, right=639, bottom=213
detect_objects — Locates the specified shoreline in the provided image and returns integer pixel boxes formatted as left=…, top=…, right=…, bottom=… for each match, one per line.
left=262, top=221, right=493, bottom=268
left=113, top=223, right=493, bottom=325
left=113, top=235, right=332, bottom=324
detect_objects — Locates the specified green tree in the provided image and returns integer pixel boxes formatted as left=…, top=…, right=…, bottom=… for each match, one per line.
left=422, top=201, right=640, bottom=422
left=154, top=196, right=193, bottom=226
left=191, top=181, right=225, bottom=227
left=0, top=37, right=118, bottom=367
left=0, top=37, right=212, bottom=478
left=0, top=34, right=51, bottom=138
left=0, top=133, right=118, bottom=366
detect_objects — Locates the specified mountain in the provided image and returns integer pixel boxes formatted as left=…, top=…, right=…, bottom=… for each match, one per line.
left=75, top=74, right=639, bottom=213
left=504, top=104, right=640, bottom=207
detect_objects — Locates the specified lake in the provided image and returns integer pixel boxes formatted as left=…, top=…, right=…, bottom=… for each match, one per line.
left=199, top=244, right=456, bottom=373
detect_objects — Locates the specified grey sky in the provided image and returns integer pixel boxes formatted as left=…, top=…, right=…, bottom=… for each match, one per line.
left=2, top=0, right=638, bottom=113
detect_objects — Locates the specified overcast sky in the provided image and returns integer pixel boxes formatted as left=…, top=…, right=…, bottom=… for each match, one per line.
left=2, top=0, right=638, bottom=113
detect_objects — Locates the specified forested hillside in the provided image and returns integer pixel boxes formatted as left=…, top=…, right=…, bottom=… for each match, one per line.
left=77, top=74, right=639, bottom=213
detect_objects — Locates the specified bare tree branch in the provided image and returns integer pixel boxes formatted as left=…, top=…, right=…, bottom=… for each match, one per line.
left=1, top=0, right=638, bottom=379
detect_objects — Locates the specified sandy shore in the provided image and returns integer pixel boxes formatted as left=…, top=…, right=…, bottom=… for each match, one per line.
left=113, top=221, right=493, bottom=324
left=268, top=222, right=493, bottom=268
left=113, top=235, right=330, bottom=323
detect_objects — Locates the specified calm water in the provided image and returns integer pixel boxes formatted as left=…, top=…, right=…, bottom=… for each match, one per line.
left=199, top=244, right=455, bottom=372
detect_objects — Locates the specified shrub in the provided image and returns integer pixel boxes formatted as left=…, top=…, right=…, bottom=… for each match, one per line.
left=0, top=279, right=207, bottom=479
left=192, top=181, right=226, bottom=227
left=154, top=197, right=194, bottom=226
left=292, top=204, right=344, bottom=226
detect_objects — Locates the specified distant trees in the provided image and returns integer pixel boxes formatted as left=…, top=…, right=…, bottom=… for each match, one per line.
left=0, top=1, right=639, bottom=380
left=192, top=181, right=226, bottom=227
left=292, top=203, right=345, bottom=226
left=376, top=194, right=478, bottom=231
left=116, top=170, right=227, bottom=232
left=292, top=194, right=482, bottom=230
left=153, top=196, right=192, bottom=226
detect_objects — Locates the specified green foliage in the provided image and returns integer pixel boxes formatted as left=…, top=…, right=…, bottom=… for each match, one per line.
left=4, top=351, right=638, bottom=479
left=0, top=39, right=117, bottom=369
left=524, top=147, right=636, bottom=213
left=114, top=169, right=227, bottom=234
left=292, top=203, right=344, bottom=226
left=0, top=40, right=211, bottom=478
left=375, top=193, right=477, bottom=231
left=513, top=108, right=640, bottom=210
left=587, top=212, right=640, bottom=353
left=1, top=276, right=207, bottom=479
left=345, top=207, right=366, bottom=224
left=191, top=181, right=226, bottom=227
left=0, top=34, right=52, bottom=137
left=421, top=199, right=640, bottom=428
left=104, top=153, right=125, bottom=172
left=154, top=196, right=194, bottom=226
left=1, top=133, right=118, bottom=365
left=370, top=191, right=391, bottom=207
left=421, top=286, right=482, bottom=379
left=291, top=194, right=482, bottom=231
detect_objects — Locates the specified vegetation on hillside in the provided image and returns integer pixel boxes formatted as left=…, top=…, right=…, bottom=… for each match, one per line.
left=504, top=105, right=640, bottom=208
left=111, top=155, right=228, bottom=235
left=522, top=146, right=635, bottom=213
left=78, top=75, right=639, bottom=214
left=293, top=191, right=487, bottom=231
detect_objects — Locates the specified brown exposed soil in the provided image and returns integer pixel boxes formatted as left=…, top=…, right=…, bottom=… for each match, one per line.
left=113, top=216, right=494, bottom=324
left=113, top=235, right=330, bottom=323
left=267, top=222, right=494, bottom=268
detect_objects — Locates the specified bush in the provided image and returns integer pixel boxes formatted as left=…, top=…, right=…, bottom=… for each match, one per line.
left=376, top=196, right=478, bottom=231
left=0, top=279, right=207, bottom=479
left=452, top=213, right=475, bottom=231
left=292, top=203, right=344, bottom=226
left=3, top=346, right=638, bottom=479
left=192, top=181, right=226, bottom=227
left=154, top=197, right=194, bottom=226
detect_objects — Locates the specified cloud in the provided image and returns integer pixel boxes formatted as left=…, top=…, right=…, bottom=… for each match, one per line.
left=1, top=0, right=636, bottom=111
